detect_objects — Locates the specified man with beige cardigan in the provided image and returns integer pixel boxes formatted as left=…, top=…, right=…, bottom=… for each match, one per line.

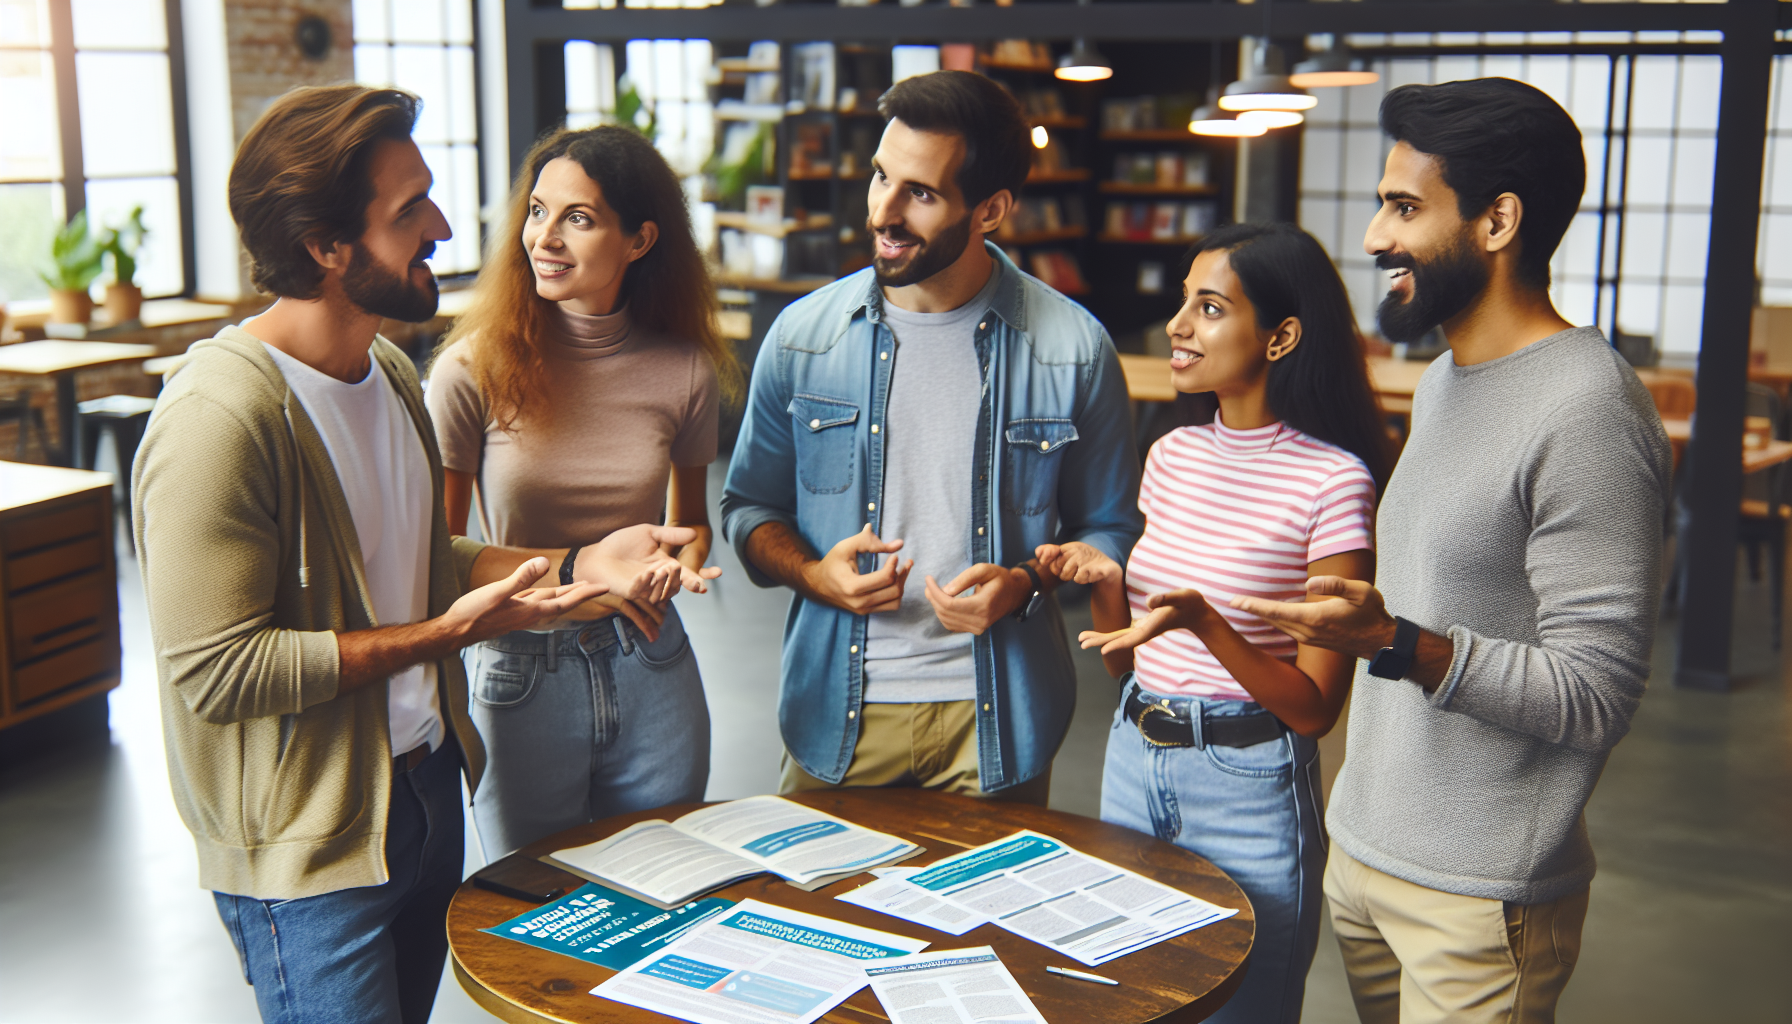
left=132, top=85, right=715, bottom=1024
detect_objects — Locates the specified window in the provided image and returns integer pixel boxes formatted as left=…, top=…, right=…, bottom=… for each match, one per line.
left=1300, top=34, right=1732, bottom=360
left=352, top=0, right=482, bottom=276
left=0, top=0, right=185, bottom=303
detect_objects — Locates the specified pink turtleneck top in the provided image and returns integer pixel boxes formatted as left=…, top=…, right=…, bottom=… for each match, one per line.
left=426, top=304, right=719, bottom=548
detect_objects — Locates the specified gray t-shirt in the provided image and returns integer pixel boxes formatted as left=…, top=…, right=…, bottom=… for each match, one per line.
left=862, top=271, right=1000, bottom=702
left=1327, top=327, right=1672, bottom=904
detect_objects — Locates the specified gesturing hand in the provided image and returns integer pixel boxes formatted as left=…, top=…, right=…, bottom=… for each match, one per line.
left=444, top=557, right=608, bottom=646
left=800, top=525, right=912, bottom=615
left=1035, top=542, right=1122, bottom=586
left=578, top=524, right=724, bottom=606
left=1078, top=588, right=1213, bottom=655
left=926, top=563, right=1031, bottom=635
left=1229, top=576, right=1395, bottom=660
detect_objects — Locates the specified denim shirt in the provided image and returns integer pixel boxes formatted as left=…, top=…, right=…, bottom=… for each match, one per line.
left=721, top=243, right=1143, bottom=791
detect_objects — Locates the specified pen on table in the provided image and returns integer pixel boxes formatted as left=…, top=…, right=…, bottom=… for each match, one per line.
left=1046, top=966, right=1119, bottom=986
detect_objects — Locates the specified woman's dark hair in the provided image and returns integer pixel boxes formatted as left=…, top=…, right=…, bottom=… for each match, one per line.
left=440, top=125, right=741, bottom=431
left=1187, top=222, right=1393, bottom=493
left=1380, top=77, right=1585, bottom=289
left=877, top=70, right=1031, bottom=207
left=229, top=84, right=419, bottom=298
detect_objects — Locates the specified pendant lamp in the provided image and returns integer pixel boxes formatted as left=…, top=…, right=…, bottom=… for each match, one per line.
left=1220, top=40, right=1315, bottom=112
left=1055, top=37, right=1113, bottom=82
left=1290, top=37, right=1379, bottom=88
left=1189, top=87, right=1266, bottom=138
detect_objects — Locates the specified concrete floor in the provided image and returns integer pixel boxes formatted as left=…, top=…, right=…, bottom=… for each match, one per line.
left=1, top=459, right=1787, bottom=1022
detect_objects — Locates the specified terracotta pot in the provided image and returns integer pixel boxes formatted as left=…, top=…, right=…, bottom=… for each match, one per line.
left=105, top=282, right=143, bottom=324
left=49, top=289, right=93, bottom=326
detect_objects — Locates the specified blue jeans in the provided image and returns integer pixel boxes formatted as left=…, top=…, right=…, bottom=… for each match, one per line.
left=213, top=738, right=464, bottom=1024
left=468, top=607, right=710, bottom=858
left=1101, top=678, right=1327, bottom=1024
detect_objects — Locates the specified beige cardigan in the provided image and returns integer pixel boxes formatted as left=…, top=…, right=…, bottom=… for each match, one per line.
left=133, top=326, right=486, bottom=900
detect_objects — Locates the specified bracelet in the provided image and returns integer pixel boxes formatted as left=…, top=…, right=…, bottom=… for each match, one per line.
left=560, top=545, right=583, bottom=587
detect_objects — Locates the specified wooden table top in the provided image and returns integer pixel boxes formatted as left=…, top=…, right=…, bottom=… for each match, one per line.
left=1660, top=418, right=1792, bottom=473
left=0, top=340, right=159, bottom=376
left=449, top=789, right=1253, bottom=1024
left=1119, top=352, right=1431, bottom=405
left=0, top=461, right=112, bottom=513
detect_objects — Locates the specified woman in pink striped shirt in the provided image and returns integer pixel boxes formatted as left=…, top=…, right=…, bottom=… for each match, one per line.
left=1038, top=223, right=1390, bottom=1024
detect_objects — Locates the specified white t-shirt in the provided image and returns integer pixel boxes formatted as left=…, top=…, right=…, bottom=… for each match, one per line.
left=264, top=343, right=443, bottom=755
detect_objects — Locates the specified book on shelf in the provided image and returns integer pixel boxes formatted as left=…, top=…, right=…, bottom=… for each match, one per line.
left=1028, top=249, right=1089, bottom=295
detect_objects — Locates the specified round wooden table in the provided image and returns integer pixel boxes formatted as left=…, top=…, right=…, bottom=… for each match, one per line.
left=449, top=789, right=1253, bottom=1023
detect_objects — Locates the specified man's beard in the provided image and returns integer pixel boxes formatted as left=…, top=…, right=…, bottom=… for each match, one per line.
left=342, top=242, right=439, bottom=322
left=1375, top=231, right=1488, bottom=343
left=869, top=214, right=974, bottom=288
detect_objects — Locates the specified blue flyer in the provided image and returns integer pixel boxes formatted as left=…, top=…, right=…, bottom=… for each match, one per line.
left=482, top=883, right=734, bottom=971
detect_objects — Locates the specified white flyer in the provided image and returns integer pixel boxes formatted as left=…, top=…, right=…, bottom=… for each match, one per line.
left=836, top=867, right=988, bottom=936
left=590, top=899, right=929, bottom=1024
left=903, top=830, right=1238, bottom=966
left=864, top=946, right=1048, bottom=1024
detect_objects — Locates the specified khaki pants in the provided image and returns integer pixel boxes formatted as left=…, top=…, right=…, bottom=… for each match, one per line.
left=779, top=700, right=1052, bottom=806
left=1324, top=845, right=1588, bottom=1024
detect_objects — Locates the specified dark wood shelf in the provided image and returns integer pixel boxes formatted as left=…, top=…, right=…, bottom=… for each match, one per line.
left=1026, top=168, right=1093, bottom=184
left=1099, top=182, right=1218, bottom=196
left=1030, top=116, right=1087, bottom=129
left=787, top=167, right=871, bottom=181
left=981, top=58, right=1056, bottom=73
left=1098, top=234, right=1207, bottom=246
left=1100, top=129, right=1198, bottom=142
left=996, top=227, right=1088, bottom=246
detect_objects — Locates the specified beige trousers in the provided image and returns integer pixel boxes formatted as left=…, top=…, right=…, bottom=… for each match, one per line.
left=1324, top=845, right=1588, bottom=1024
left=779, top=700, right=1052, bottom=806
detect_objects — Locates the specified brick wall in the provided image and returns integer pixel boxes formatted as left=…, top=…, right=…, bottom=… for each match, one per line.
left=224, top=0, right=355, bottom=144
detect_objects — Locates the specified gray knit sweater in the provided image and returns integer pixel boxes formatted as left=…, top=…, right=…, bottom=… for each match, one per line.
left=1327, top=327, right=1673, bottom=904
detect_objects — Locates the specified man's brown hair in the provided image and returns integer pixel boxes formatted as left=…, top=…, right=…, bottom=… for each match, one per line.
left=229, top=84, right=420, bottom=298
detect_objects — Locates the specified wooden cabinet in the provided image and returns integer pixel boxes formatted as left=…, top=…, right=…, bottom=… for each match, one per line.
left=0, top=461, right=120, bottom=730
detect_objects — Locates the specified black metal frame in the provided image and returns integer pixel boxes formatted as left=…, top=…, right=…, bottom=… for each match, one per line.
left=507, top=0, right=1790, bottom=689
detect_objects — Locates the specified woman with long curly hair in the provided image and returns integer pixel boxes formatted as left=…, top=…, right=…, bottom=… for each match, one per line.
left=427, top=125, right=741, bottom=858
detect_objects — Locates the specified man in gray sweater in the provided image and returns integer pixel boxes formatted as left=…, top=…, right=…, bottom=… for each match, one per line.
left=1234, top=79, right=1671, bottom=1023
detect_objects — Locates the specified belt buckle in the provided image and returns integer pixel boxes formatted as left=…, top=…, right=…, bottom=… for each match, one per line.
left=1138, top=703, right=1185, bottom=748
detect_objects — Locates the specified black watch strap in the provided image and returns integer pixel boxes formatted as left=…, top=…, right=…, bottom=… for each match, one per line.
left=560, top=545, right=583, bottom=587
left=1013, top=562, right=1044, bottom=621
left=1367, top=616, right=1422, bottom=679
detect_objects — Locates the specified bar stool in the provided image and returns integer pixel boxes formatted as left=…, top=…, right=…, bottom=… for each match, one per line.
left=77, top=394, right=157, bottom=550
left=1, top=389, right=53, bottom=461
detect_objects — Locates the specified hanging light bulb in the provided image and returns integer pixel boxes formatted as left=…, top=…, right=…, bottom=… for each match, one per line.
left=1055, top=37, right=1113, bottom=82
left=1220, top=39, right=1316, bottom=112
left=1031, top=124, right=1050, bottom=149
left=1188, top=88, right=1266, bottom=138
left=1237, top=109, right=1305, bottom=130
left=1290, top=36, right=1380, bottom=88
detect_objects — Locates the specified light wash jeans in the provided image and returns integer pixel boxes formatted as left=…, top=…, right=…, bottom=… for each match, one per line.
left=468, top=606, right=710, bottom=859
left=1101, top=677, right=1326, bottom=1024
left=213, top=738, right=463, bottom=1024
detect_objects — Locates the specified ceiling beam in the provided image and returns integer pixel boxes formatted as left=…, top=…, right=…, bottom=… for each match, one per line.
left=514, top=1, right=1790, bottom=43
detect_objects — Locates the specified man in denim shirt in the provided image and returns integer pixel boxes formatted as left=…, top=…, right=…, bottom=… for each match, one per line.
left=722, top=72, right=1142, bottom=802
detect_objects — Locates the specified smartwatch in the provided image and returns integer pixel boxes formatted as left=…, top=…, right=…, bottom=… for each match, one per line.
left=1013, top=562, right=1046, bottom=622
left=1367, top=616, right=1422, bottom=679
left=560, top=545, right=584, bottom=587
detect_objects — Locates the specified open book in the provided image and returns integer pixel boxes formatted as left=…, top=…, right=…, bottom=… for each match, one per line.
left=545, top=796, right=922, bottom=907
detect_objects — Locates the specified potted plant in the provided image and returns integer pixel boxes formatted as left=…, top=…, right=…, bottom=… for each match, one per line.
left=39, top=211, right=105, bottom=326
left=101, top=205, right=147, bottom=324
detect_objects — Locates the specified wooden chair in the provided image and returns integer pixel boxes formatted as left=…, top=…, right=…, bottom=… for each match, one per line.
left=1643, top=375, right=1697, bottom=419
left=0, top=389, right=52, bottom=462
left=1739, top=383, right=1788, bottom=647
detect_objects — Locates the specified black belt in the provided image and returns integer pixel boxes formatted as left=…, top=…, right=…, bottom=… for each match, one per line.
left=1124, top=687, right=1285, bottom=749
left=394, top=742, right=430, bottom=773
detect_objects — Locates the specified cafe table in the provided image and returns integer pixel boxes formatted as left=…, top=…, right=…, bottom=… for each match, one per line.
left=449, top=788, right=1253, bottom=1023
left=1119, top=352, right=1425, bottom=411
left=0, top=340, right=159, bottom=466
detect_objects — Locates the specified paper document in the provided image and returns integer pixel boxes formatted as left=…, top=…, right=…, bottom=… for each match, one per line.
left=837, top=867, right=987, bottom=936
left=481, top=883, right=731, bottom=970
left=864, top=946, right=1047, bottom=1024
left=548, top=796, right=922, bottom=905
left=905, top=830, right=1237, bottom=966
left=590, top=898, right=929, bottom=1024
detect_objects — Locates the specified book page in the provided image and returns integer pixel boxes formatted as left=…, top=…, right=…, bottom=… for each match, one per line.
left=674, top=796, right=921, bottom=884
left=591, top=899, right=928, bottom=1024
left=865, top=946, right=1047, bottom=1024
left=548, top=821, right=762, bottom=906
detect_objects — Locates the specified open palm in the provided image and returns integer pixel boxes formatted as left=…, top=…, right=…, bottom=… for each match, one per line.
left=1078, top=589, right=1212, bottom=655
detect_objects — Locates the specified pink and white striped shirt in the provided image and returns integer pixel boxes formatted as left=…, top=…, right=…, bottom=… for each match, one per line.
left=1127, top=418, right=1375, bottom=701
